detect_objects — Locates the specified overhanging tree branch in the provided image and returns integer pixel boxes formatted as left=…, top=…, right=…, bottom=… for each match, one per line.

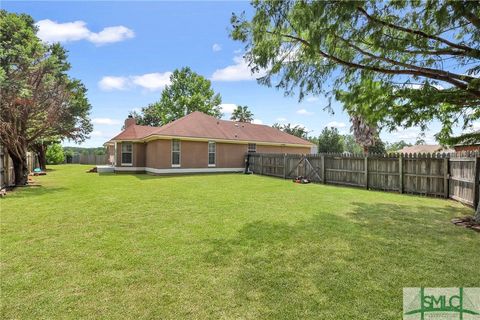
left=356, top=6, right=480, bottom=58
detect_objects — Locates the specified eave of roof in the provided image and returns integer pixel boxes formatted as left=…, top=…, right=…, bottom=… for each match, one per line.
left=106, top=111, right=314, bottom=147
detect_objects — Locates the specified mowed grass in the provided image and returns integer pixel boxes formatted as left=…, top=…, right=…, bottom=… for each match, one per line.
left=1, top=165, right=479, bottom=319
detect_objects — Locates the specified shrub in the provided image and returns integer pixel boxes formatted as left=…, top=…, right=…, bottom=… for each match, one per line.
left=46, top=143, right=65, bottom=164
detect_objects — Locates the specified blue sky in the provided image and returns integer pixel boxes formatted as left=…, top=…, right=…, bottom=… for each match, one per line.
left=4, top=1, right=460, bottom=147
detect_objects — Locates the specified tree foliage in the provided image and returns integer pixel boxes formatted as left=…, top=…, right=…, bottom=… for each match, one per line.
left=317, top=127, right=343, bottom=153
left=341, top=134, right=363, bottom=154
left=272, top=123, right=309, bottom=139
left=0, top=10, right=92, bottom=184
left=135, top=67, right=222, bottom=126
left=386, top=140, right=412, bottom=153
left=231, top=1, right=480, bottom=145
left=368, top=137, right=386, bottom=154
left=230, top=105, right=254, bottom=122
left=46, top=143, right=65, bottom=165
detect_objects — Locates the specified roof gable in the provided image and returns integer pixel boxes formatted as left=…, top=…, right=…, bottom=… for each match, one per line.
left=110, top=124, right=158, bottom=141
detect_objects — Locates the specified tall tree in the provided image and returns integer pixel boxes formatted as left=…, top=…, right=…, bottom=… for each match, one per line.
left=317, top=127, right=343, bottom=153
left=0, top=11, right=92, bottom=184
left=350, top=115, right=378, bottom=153
left=231, top=1, right=480, bottom=145
left=368, top=138, right=386, bottom=154
left=386, top=140, right=412, bottom=153
left=341, top=135, right=363, bottom=154
left=230, top=105, right=254, bottom=122
left=272, top=123, right=309, bottom=139
left=136, top=67, right=222, bottom=126
left=31, top=139, right=59, bottom=171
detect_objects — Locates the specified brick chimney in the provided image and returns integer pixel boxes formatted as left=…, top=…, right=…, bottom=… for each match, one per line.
left=125, top=115, right=136, bottom=128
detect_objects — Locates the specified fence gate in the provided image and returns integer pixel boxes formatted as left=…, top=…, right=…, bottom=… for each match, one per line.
left=449, top=156, right=479, bottom=207
left=247, top=152, right=480, bottom=209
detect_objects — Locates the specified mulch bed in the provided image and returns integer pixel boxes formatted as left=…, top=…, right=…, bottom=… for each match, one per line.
left=451, top=216, right=480, bottom=232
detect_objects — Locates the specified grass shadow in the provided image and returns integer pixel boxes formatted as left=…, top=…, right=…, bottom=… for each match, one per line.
left=131, top=172, right=244, bottom=180
left=2, top=186, right=68, bottom=199
left=201, top=202, right=478, bottom=319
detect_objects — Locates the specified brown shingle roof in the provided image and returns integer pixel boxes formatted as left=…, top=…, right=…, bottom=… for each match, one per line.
left=398, top=145, right=454, bottom=154
left=109, top=111, right=313, bottom=146
left=110, top=124, right=158, bottom=141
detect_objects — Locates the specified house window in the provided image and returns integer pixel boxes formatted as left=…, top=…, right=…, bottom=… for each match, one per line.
left=208, top=141, right=216, bottom=166
left=172, top=139, right=180, bottom=167
left=121, top=142, right=133, bottom=165
left=248, top=143, right=256, bottom=153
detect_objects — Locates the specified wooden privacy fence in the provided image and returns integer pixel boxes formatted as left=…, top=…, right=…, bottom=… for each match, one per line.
left=67, top=154, right=108, bottom=165
left=247, top=152, right=480, bottom=208
left=0, top=148, right=38, bottom=188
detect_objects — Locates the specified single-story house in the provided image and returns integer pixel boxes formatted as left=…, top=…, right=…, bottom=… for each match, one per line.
left=105, top=111, right=314, bottom=174
left=453, top=131, right=480, bottom=152
left=454, top=143, right=480, bottom=152
left=397, top=144, right=454, bottom=154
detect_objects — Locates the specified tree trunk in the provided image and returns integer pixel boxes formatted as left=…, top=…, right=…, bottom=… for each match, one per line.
left=10, top=152, right=29, bottom=186
left=475, top=201, right=480, bottom=224
left=37, top=144, right=46, bottom=171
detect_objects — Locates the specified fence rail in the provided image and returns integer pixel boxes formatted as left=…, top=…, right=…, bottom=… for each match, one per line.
left=67, top=154, right=108, bottom=165
left=247, top=152, right=480, bottom=208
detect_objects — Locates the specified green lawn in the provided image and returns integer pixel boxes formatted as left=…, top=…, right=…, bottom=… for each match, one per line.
left=1, top=165, right=478, bottom=319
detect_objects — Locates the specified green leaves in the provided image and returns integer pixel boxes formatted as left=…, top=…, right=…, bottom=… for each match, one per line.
left=231, top=105, right=254, bottom=123
left=0, top=10, right=92, bottom=147
left=231, top=1, right=480, bottom=146
left=136, top=67, right=222, bottom=126
left=318, top=127, right=343, bottom=153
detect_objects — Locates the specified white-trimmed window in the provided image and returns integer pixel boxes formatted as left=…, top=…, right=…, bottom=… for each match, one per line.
left=248, top=143, right=256, bottom=153
left=172, top=139, right=181, bottom=167
left=208, top=141, right=216, bottom=166
left=121, top=142, right=133, bottom=165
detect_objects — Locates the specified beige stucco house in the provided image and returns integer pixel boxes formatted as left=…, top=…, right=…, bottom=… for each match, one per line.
left=105, top=111, right=314, bottom=174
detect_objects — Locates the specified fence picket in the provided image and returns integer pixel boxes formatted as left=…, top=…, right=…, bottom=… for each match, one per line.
left=247, top=152, right=479, bottom=208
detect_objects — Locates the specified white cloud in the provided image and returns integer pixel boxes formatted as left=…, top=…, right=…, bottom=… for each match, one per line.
left=462, top=120, right=480, bottom=133
left=390, top=127, right=436, bottom=144
left=90, top=130, right=104, bottom=138
left=99, top=72, right=172, bottom=91
left=99, top=76, right=129, bottom=91
left=211, top=56, right=265, bottom=81
left=212, top=43, right=222, bottom=52
left=306, top=97, right=319, bottom=102
left=92, top=118, right=121, bottom=125
left=131, top=72, right=172, bottom=91
left=219, top=103, right=237, bottom=114
left=326, top=121, right=346, bottom=129
left=88, top=26, right=134, bottom=45
left=296, top=108, right=314, bottom=116
left=252, top=119, right=263, bottom=125
left=473, top=121, right=480, bottom=131
left=402, top=83, right=444, bottom=90
left=36, top=19, right=134, bottom=45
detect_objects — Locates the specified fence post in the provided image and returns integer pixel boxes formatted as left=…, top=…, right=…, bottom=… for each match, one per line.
left=283, top=154, right=287, bottom=179
left=399, top=154, right=403, bottom=194
left=364, top=155, right=369, bottom=189
left=260, top=154, right=263, bottom=175
left=443, top=157, right=449, bottom=198
left=303, top=155, right=307, bottom=177
left=474, top=156, right=480, bottom=209
left=321, top=154, right=326, bottom=184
